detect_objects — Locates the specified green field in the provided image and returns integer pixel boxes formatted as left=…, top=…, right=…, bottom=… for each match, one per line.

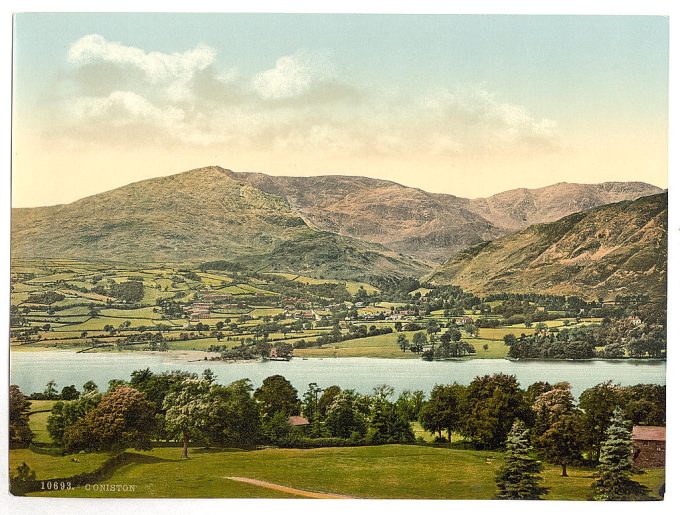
left=10, top=258, right=613, bottom=361
left=17, top=445, right=663, bottom=500
left=294, top=331, right=423, bottom=359
left=293, top=332, right=510, bottom=359
left=11, top=448, right=114, bottom=480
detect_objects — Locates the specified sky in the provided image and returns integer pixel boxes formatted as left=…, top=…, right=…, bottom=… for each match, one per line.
left=12, top=13, right=669, bottom=207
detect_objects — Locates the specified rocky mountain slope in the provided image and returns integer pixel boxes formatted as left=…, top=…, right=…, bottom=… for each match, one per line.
left=11, top=165, right=664, bottom=285
left=11, top=167, right=428, bottom=281
left=466, top=181, right=663, bottom=231
left=425, top=193, right=668, bottom=300
left=227, top=170, right=662, bottom=262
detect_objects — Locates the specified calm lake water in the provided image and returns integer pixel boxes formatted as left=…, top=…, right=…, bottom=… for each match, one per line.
left=9, top=351, right=666, bottom=399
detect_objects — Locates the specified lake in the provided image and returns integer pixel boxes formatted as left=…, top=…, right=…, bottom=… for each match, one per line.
left=9, top=351, right=666, bottom=399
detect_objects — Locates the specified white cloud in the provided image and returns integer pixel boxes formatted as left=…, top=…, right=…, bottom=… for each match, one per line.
left=418, top=86, right=559, bottom=152
left=252, top=51, right=336, bottom=100
left=68, top=34, right=217, bottom=102
left=69, top=91, right=228, bottom=146
left=68, top=34, right=216, bottom=82
left=59, top=37, right=559, bottom=157
left=72, top=91, right=184, bottom=127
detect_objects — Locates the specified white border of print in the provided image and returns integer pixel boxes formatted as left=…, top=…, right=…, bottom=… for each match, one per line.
left=0, top=2, right=677, bottom=515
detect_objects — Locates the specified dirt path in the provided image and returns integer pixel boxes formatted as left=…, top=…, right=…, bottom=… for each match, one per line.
left=225, top=476, right=353, bottom=499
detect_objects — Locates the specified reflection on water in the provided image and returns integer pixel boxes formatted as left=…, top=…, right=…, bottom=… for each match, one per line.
left=10, top=351, right=666, bottom=398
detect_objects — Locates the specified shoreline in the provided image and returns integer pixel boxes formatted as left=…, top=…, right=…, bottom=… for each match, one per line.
left=8, top=347, right=667, bottom=365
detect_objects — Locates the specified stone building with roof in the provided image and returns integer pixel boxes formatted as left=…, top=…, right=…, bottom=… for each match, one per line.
left=632, top=426, right=665, bottom=468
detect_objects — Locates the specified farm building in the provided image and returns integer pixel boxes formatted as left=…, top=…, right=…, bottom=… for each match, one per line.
left=184, top=301, right=212, bottom=319
left=288, top=416, right=310, bottom=427
left=632, top=426, right=665, bottom=468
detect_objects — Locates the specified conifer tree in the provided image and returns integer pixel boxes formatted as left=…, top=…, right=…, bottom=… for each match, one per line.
left=591, top=407, right=651, bottom=500
left=495, top=420, right=548, bottom=499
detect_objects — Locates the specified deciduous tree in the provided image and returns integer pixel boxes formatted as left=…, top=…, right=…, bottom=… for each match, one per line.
left=63, top=386, right=155, bottom=453
left=163, top=377, right=213, bottom=458
left=254, top=375, right=300, bottom=419
left=9, top=385, right=33, bottom=447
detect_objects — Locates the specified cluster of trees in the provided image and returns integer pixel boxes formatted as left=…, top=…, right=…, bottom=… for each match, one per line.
left=496, top=407, right=653, bottom=500
left=295, top=382, right=415, bottom=445
left=40, top=370, right=260, bottom=457
left=29, top=380, right=83, bottom=401
left=17, top=374, right=667, bottom=456
left=418, top=377, right=664, bottom=473
left=26, top=291, right=65, bottom=305
left=93, top=280, right=145, bottom=303
left=484, top=293, right=591, bottom=313
left=506, top=328, right=597, bottom=359
left=26, top=370, right=422, bottom=457
left=597, top=318, right=666, bottom=358
left=505, top=322, right=666, bottom=360
left=261, top=274, right=352, bottom=304
left=395, top=332, right=427, bottom=354
left=216, top=341, right=294, bottom=360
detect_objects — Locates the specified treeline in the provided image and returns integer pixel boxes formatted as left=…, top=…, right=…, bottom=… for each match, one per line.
left=506, top=324, right=666, bottom=359
left=211, top=323, right=395, bottom=359
left=26, top=291, right=65, bottom=305
left=92, top=280, right=145, bottom=303
left=10, top=372, right=665, bottom=470
left=418, top=378, right=664, bottom=480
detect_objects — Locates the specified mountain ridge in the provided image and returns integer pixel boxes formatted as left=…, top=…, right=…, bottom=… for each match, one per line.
left=223, top=167, right=661, bottom=262
left=10, top=166, right=429, bottom=282
left=425, top=192, right=668, bottom=300
left=11, top=165, right=664, bottom=286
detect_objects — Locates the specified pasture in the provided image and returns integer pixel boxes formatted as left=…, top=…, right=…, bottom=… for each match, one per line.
left=16, top=444, right=664, bottom=500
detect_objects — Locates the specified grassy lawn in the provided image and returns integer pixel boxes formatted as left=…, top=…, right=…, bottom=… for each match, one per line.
left=28, top=400, right=58, bottom=413
left=346, top=281, right=379, bottom=294
left=10, top=449, right=114, bottom=480
left=29, top=411, right=54, bottom=444
left=293, top=334, right=509, bottom=360
left=52, top=317, right=156, bottom=332
left=543, top=464, right=664, bottom=500
left=167, top=337, right=236, bottom=351
left=24, top=444, right=664, bottom=500
left=294, top=331, right=422, bottom=359
left=465, top=339, right=508, bottom=359
left=99, top=307, right=163, bottom=319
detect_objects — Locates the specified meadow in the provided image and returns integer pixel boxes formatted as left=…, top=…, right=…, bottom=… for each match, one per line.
left=18, top=445, right=664, bottom=500
left=10, top=402, right=664, bottom=500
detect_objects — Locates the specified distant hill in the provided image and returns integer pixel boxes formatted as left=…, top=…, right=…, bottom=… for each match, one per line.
left=11, top=165, right=664, bottom=283
left=466, top=181, right=663, bottom=231
left=227, top=170, right=662, bottom=262
left=10, top=167, right=429, bottom=282
left=425, top=193, right=668, bottom=300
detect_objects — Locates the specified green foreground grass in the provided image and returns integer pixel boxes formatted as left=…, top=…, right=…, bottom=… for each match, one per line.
left=18, top=444, right=664, bottom=500
left=13, top=406, right=665, bottom=500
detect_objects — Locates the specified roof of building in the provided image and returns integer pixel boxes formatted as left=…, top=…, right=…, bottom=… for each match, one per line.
left=632, top=426, right=665, bottom=441
left=288, top=415, right=310, bottom=426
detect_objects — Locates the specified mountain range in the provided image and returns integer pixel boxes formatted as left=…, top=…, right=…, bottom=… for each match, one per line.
left=11, top=165, right=665, bottom=294
left=426, top=192, right=668, bottom=300
left=10, top=167, right=428, bottom=282
left=224, top=168, right=661, bottom=262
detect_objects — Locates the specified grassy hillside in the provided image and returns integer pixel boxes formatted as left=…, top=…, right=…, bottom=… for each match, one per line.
left=19, top=445, right=664, bottom=500
left=427, top=193, right=667, bottom=300
left=11, top=167, right=429, bottom=281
